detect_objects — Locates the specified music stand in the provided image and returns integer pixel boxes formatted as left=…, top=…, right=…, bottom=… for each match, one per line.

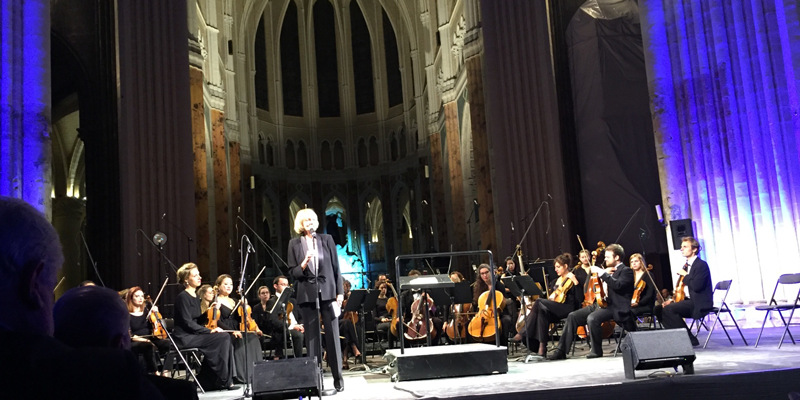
left=342, top=289, right=372, bottom=372
left=270, top=288, right=294, bottom=359
left=446, top=282, right=473, bottom=343
left=502, top=275, right=545, bottom=363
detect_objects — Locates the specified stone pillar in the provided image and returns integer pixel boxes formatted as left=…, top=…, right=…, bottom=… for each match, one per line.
left=0, top=0, right=52, bottom=216
left=444, top=102, right=468, bottom=251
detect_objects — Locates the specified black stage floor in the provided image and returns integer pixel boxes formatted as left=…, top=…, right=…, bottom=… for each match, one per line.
left=200, top=326, right=800, bottom=400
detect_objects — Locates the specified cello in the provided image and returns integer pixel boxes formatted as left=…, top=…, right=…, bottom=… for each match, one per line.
left=404, top=291, right=435, bottom=341
left=444, top=302, right=472, bottom=342
left=385, top=281, right=400, bottom=338
left=468, top=289, right=505, bottom=343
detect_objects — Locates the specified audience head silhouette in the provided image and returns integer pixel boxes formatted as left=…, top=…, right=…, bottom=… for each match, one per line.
left=54, top=286, right=132, bottom=350
left=0, top=196, right=64, bottom=336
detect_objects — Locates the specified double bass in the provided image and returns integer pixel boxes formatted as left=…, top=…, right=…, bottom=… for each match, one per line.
left=468, top=290, right=505, bottom=342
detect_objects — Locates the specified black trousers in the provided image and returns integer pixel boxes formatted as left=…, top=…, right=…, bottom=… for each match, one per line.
left=520, top=299, right=575, bottom=350
left=556, top=304, right=616, bottom=356
left=654, top=299, right=696, bottom=333
left=272, top=327, right=304, bottom=358
left=298, top=296, right=343, bottom=383
left=130, top=338, right=173, bottom=374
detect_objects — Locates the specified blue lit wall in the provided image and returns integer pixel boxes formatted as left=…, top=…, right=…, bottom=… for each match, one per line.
left=641, top=0, right=800, bottom=302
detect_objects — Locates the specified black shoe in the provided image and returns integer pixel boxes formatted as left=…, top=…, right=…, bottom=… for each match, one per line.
left=586, top=353, right=602, bottom=359
left=547, top=349, right=566, bottom=361
left=334, top=379, right=344, bottom=392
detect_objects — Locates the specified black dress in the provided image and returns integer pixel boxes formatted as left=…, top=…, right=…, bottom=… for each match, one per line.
left=218, top=302, right=264, bottom=383
left=129, top=312, right=173, bottom=374
left=173, top=290, right=233, bottom=390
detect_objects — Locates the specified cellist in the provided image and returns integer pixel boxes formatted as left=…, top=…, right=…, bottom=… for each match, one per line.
left=512, top=253, right=582, bottom=358
left=653, top=237, right=712, bottom=346
left=548, top=243, right=634, bottom=360
left=471, top=264, right=513, bottom=347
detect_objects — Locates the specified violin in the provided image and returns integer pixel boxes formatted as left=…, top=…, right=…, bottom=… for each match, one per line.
left=405, top=291, right=435, bottom=341
left=631, top=264, right=654, bottom=306
left=205, top=287, right=220, bottom=330
left=467, top=289, right=505, bottom=342
left=672, top=263, right=689, bottom=303
left=145, top=295, right=167, bottom=340
left=548, top=276, right=575, bottom=304
left=237, top=300, right=259, bottom=332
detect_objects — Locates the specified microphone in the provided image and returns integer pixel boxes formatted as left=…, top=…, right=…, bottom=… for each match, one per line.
left=511, top=222, right=514, bottom=231
left=561, top=219, right=565, bottom=228
left=547, top=194, right=553, bottom=200
left=161, top=213, right=166, bottom=220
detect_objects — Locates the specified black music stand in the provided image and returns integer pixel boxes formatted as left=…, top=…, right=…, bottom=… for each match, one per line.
left=270, top=288, right=294, bottom=359
left=502, top=275, right=544, bottom=363
left=342, top=289, right=371, bottom=371
left=446, top=282, right=473, bottom=343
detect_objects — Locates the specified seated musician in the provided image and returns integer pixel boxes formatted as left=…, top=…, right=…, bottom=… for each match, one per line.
left=172, top=263, right=237, bottom=391
left=251, top=285, right=272, bottom=337
left=126, top=287, right=173, bottom=377
left=213, top=274, right=263, bottom=384
left=265, top=276, right=305, bottom=359
left=513, top=253, right=583, bottom=357
left=503, top=257, right=520, bottom=278
left=472, top=264, right=514, bottom=346
left=338, top=280, right=362, bottom=368
left=629, top=254, right=656, bottom=321
left=392, top=270, right=444, bottom=347
left=374, top=274, right=389, bottom=289
left=653, top=236, right=712, bottom=346
left=374, top=281, right=394, bottom=346
left=548, top=243, right=634, bottom=360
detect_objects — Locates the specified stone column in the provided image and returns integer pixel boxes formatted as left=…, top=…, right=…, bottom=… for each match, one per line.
left=0, top=0, right=52, bottom=216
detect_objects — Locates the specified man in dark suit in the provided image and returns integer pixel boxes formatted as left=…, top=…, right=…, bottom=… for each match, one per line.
left=288, top=208, right=345, bottom=393
left=549, top=243, right=634, bottom=360
left=656, top=236, right=712, bottom=346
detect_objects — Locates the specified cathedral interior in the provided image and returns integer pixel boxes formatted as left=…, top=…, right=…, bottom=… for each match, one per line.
left=4, top=0, right=800, bottom=314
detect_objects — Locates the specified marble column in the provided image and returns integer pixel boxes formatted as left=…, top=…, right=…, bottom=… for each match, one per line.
left=0, top=0, right=52, bottom=216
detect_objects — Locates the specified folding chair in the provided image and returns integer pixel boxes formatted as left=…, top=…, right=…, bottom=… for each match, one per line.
left=694, top=280, right=748, bottom=348
left=755, top=273, right=800, bottom=348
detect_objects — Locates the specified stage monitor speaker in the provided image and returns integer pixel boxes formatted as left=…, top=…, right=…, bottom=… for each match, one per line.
left=252, top=357, right=320, bottom=399
left=621, top=329, right=696, bottom=379
left=669, top=219, right=694, bottom=250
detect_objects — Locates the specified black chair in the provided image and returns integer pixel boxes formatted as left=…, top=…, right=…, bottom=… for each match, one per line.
left=692, top=280, right=747, bottom=348
left=755, top=273, right=800, bottom=348
left=162, top=318, right=203, bottom=380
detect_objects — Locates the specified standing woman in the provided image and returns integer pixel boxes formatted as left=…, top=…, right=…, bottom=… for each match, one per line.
left=126, top=287, right=173, bottom=376
left=512, top=253, right=582, bottom=357
left=173, top=263, right=237, bottom=391
left=288, top=208, right=345, bottom=392
left=214, top=274, right=264, bottom=383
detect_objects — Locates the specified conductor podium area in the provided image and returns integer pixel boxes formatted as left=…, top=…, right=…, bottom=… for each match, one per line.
left=195, top=326, right=799, bottom=400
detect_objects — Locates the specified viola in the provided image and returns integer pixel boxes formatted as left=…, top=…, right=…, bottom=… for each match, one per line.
left=205, top=289, right=220, bottom=330
left=385, top=282, right=400, bottom=337
left=548, top=276, right=574, bottom=304
left=405, top=292, right=435, bottom=341
left=238, top=301, right=259, bottom=332
left=631, top=264, right=655, bottom=306
left=672, top=263, right=689, bottom=303
left=467, top=289, right=505, bottom=342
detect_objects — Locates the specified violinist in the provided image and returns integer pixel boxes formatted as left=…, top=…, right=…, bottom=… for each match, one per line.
left=629, top=254, right=656, bottom=319
left=265, top=276, right=304, bottom=359
left=472, top=264, right=513, bottom=346
left=653, top=237, right=712, bottom=346
left=214, top=274, right=263, bottom=383
left=503, top=257, right=520, bottom=277
left=172, top=263, right=237, bottom=391
left=126, top=287, right=173, bottom=377
left=512, top=253, right=582, bottom=357
left=548, top=244, right=633, bottom=360
left=339, top=280, right=362, bottom=369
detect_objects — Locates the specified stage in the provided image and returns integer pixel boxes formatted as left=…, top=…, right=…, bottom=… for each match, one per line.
left=200, top=326, right=800, bottom=400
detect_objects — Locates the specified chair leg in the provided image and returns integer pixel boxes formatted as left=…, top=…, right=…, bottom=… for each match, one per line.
left=727, top=310, right=748, bottom=346
left=778, top=309, right=798, bottom=349
left=703, top=313, right=720, bottom=349
left=755, top=310, right=771, bottom=348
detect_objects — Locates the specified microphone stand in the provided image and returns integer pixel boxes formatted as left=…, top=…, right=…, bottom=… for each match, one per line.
left=238, top=235, right=256, bottom=398
left=312, top=231, right=337, bottom=397
left=237, top=216, right=291, bottom=274
left=136, top=229, right=179, bottom=274
left=79, top=232, right=106, bottom=287
left=162, top=213, right=194, bottom=263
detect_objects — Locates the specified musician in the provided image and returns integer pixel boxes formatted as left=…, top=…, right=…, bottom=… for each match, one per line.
left=172, top=263, right=237, bottom=391
left=503, top=257, right=520, bottom=277
left=127, top=287, right=173, bottom=376
left=472, top=264, right=513, bottom=346
left=339, top=280, right=362, bottom=369
left=629, top=254, right=656, bottom=319
left=214, top=274, right=263, bottom=383
left=374, top=274, right=389, bottom=289
left=449, top=271, right=465, bottom=283
left=513, top=253, right=582, bottom=357
left=654, top=237, right=712, bottom=346
left=548, top=243, right=633, bottom=360
left=574, top=249, right=593, bottom=294
left=394, top=270, right=444, bottom=346
left=288, top=208, right=345, bottom=392
left=265, top=276, right=304, bottom=359
left=657, top=288, right=673, bottom=306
